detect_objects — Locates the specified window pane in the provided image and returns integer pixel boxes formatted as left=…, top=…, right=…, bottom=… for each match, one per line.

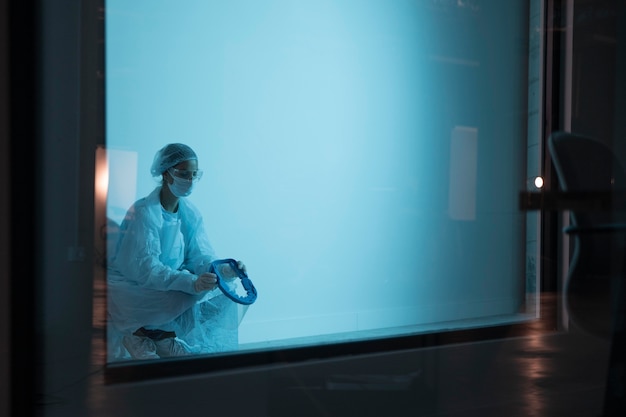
left=103, top=0, right=539, bottom=365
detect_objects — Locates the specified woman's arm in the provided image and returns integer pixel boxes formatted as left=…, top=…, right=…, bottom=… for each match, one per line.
left=180, top=202, right=217, bottom=275
left=114, top=205, right=198, bottom=294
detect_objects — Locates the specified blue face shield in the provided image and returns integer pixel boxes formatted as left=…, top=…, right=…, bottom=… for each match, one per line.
left=209, top=259, right=258, bottom=305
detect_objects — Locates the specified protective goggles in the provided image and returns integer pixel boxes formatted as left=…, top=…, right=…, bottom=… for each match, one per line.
left=168, top=168, right=204, bottom=181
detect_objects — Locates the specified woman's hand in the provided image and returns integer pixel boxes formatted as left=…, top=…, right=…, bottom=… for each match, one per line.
left=220, top=260, right=247, bottom=280
left=194, top=272, right=218, bottom=292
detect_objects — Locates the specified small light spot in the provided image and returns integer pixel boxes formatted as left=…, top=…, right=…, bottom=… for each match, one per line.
left=534, top=176, right=544, bottom=189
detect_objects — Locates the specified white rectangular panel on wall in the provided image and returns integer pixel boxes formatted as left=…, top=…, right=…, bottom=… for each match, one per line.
left=448, top=126, right=478, bottom=221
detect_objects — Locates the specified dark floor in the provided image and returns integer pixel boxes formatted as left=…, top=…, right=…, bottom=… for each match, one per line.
left=38, top=291, right=618, bottom=417
left=263, top=292, right=614, bottom=417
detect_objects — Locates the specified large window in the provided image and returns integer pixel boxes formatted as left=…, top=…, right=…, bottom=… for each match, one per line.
left=101, top=0, right=542, bottom=378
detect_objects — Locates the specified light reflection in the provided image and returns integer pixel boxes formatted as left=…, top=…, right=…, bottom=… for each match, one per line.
left=94, top=145, right=109, bottom=269
left=89, top=146, right=109, bottom=409
left=95, top=147, right=109, bottom=201
left=534, top=176, right=544, bottom=188
left=516, top=334, right=554, bottom=414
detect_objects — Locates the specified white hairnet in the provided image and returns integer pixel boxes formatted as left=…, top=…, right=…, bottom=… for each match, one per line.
left=150, top=143, right=198, bottom=177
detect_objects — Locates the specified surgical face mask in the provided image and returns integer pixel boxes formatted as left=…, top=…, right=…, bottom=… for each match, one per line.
left=167, top=174, right=195, bottom=198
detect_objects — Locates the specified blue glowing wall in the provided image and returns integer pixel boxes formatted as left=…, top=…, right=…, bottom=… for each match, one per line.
left=106, top=0, right=531, bottom=345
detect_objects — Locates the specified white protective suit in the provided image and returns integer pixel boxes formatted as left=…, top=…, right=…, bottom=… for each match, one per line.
left=107, top=186, right=239, bottom=360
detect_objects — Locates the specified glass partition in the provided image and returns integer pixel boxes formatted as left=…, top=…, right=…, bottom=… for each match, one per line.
left=102, top=0, right=542, bottom=373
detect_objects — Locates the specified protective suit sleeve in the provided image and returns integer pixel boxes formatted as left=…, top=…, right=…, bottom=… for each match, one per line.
left=180, top=201, right=217, bottom=275
left=114, top=204, right=198, bottom=294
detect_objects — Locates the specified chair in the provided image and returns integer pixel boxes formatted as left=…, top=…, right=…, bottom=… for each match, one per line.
left=548, top=131, right=626, bottom=416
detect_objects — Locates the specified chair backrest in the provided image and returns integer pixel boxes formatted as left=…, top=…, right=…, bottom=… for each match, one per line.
left=548, top=131, right=626, bottom=338
left=549, top=132, right=625, bottom=192
left=549, top=131, right=626, bottom=272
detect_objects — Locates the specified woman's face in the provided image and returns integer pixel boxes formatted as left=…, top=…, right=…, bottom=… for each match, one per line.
left=177, top=159, right=198, bottom=171
left=163, top=159, right=202, bottom=199
left=165, top=159, right=200, bottom=184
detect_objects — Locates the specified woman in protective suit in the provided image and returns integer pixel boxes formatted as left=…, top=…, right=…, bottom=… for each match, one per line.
left=107, top=143, right=246, bottom=360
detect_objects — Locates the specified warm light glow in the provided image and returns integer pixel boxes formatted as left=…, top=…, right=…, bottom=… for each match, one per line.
left=95, top=147, right=109, bottom=203
left=534, top=176, right=543, bottom=188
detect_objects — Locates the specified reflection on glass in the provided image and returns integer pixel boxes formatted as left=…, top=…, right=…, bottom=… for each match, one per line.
left=104, top=0, right=539, bottom=364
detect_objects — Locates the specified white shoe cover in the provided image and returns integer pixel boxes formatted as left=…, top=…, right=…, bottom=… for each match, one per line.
left=154, top=337, right=194, bottom=358
left=122, top=334, right=159, bottom=360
